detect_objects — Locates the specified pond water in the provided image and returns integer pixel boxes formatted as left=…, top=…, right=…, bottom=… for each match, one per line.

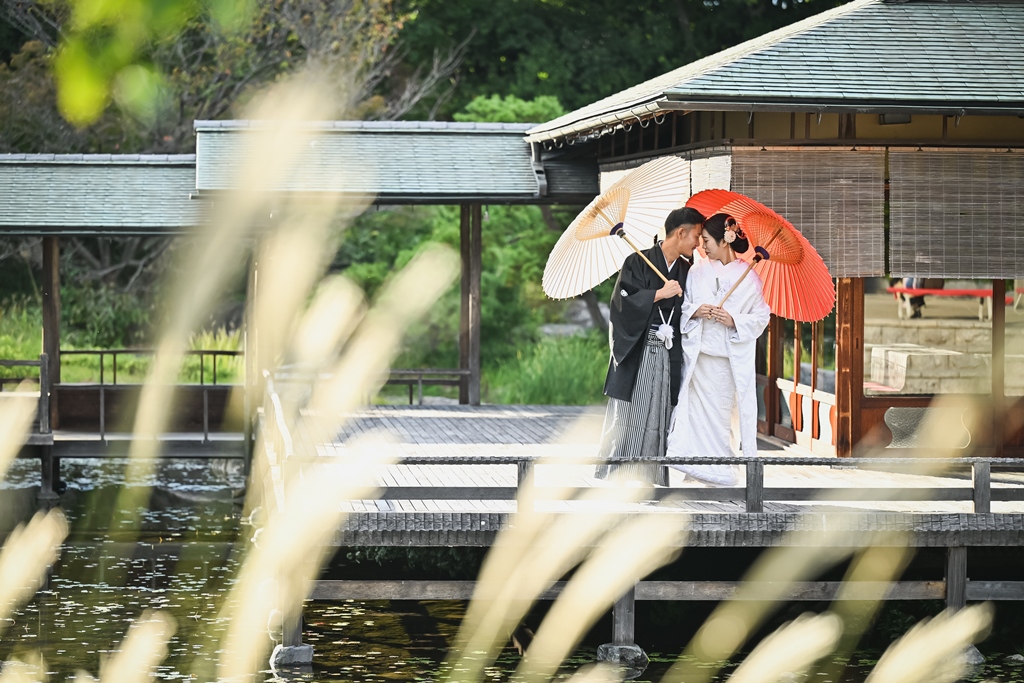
left=0, top=458, right=1021, bottom=682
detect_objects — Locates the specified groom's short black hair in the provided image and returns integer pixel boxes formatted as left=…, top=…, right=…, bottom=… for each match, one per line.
left=665, top=207, right=706, bottom=236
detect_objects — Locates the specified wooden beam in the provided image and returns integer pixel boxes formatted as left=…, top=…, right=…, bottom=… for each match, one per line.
left=836, top=278, right=864, bottom=457
left=41, top=236, right=60, bottom=384
left=745, top=460, right=764, bottom=512
left=469, top=204, right=483, bottom=406
left=992, top=278, right=1006, bottom=458
left=366, top=485, right=1019, bottom=503
left=972, top=461, right=991, bottom=514
left=459, top=205, right=471, bottom=404
left=966, top=581, right=1024, bottom=601
left=765, top=315, right=783, bottom=436
left=309, top=580, right=953, bottom=602
left=612, top=586, right=636, bottom=645
left=41, top=236, right=61, bottom=429
left=946, top=547, right=967, bottom=610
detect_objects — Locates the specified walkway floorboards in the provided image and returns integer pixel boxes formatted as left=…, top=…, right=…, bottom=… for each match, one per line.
left=312, top=405, right=1024, bottom=516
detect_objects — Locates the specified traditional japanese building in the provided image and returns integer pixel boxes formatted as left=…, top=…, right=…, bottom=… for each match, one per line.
left=527, top=0, right=1024, bottom=456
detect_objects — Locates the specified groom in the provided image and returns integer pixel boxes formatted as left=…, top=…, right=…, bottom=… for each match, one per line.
left=596, top=207, right=705, bottom=485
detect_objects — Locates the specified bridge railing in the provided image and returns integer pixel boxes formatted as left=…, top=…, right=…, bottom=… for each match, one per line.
left=317, top=455, right=1023, bottom=514
left=256, top=372, right=1024, bottom=514
left=0, top=354, right=50, bottom=436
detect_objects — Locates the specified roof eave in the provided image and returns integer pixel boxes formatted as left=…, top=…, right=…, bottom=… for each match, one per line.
left=188, top=189, right=594, bottom=205
left=660, top=96, right=1024, bottom=117
left=526, top=97, right=1024, bottom=143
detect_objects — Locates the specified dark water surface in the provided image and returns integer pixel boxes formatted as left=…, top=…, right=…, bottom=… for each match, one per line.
left=0, top=458, right=1022, bottom=682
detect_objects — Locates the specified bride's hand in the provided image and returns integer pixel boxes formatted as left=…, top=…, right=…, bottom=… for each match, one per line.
left=692, top=304, right=715, bottom=320
left=711, top=307, right=735, bottom=328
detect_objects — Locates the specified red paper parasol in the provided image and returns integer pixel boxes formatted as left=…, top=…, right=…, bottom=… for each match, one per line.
left=686, top=189, right=835, bottom=322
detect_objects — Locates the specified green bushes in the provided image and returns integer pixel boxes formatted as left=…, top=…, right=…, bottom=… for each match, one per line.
left=484, top=332, right=608, bottom=406
left=0, top=299, right=243, bottom=384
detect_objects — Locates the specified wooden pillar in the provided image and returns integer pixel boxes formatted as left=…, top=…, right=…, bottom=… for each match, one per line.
left=811, top=321, right=821, bottom=440
left=243, top=243, right=258, bottom=470
left=612, top=586, right=636, bottom=645
left=792, top=321, right=803, bottom=433
left=41, top=236, right=61, bottom=427
left=764, top=315, right=783, bottom=436
left=459, top=205, right=471, bottom=405
left=992, top=279, right=1006, bottom=458
left=469, top=204, right=483, bottom=406
left=945, top=547, right=967, bottom=611
left=835, top=278, right=864, bottom=458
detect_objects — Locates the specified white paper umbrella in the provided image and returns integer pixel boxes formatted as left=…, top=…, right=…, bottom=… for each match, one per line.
left=542, top=156, right=690, bottom=299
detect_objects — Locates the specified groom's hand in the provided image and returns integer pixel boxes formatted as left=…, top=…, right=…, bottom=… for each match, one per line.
left=655, top=281, right=682, bottom=301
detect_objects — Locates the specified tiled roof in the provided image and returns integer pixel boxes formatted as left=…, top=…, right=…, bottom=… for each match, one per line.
left=528, top=0, right=1024, bottom=142
left=195, top=120, right=597, bottom=202
left=0, top=155, right=202, bottom=233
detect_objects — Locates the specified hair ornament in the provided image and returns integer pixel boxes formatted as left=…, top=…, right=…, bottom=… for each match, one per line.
left=723, top=215, right=741, bottom=244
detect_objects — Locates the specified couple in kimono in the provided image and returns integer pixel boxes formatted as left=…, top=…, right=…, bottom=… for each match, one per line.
left=596, top=210, right=771, bottom=487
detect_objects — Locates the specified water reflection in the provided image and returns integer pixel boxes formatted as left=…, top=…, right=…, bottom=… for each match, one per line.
left=0, top=459, right=1020, bottom=682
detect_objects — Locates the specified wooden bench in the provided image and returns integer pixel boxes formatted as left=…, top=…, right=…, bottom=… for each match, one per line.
left=887, top=286, right=1014, bottom=321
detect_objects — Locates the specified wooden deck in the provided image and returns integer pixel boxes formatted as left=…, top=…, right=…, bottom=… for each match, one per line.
left=253, top=404, right=1024, bottom=548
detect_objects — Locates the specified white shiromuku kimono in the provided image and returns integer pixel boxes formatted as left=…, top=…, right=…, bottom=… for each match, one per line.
left=666, top=256, right=771, bottom=485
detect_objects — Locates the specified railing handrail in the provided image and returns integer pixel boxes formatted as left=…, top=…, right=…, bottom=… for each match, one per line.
left=0, top=354, right=49, bottom=434
left=60, top=348, right=242, bottom=356
left=0, top=359, right=43, bottom=367
left=290, top=454, right=1024, bottom=467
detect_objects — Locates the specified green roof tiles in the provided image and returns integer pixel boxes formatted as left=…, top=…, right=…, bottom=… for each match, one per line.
left=0, top=155, right=202, bottom=234
left=194, top=120, right=596, bottom=202
left=528, top=0, right=1024, bottom=142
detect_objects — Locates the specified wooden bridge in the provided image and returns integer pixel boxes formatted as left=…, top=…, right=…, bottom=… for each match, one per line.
left=255, top=395, right=1024, bottom=664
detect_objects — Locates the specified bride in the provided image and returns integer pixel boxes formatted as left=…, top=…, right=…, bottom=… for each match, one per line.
left=666, top=213, right=771, bottom=486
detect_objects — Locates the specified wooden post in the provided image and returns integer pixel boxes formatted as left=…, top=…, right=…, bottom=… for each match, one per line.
left=811, top=321, right=820, bottom=440
left=945, top=547, right=967, bottom=611
left=972, top=461, right=991, bottom=514
left=469, top=204, right=483, bottom=406
left=459, top=205, right=471, bottom=404
left=745, top=460, right=764, bottom=513
left=835, top=278, right=864, bottom=457
left=283, top=610, right=303, bottom=648
left=41, top=236, right=61, bottom=425
left=765, top=315, right=782, bottom=436
left=792, top=321, right=803, bottom=433
left=992, top=279, right=1006, bottom=458
left=612, top=586, right=636, bottom=645
left=243, top=243, right=258, bottom=471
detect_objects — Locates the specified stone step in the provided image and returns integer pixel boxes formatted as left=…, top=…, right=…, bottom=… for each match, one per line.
left=868, top=342, right=991, bottom=394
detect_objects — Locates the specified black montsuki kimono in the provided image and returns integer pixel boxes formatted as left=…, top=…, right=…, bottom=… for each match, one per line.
left=603, top=244, right=691, bottom=405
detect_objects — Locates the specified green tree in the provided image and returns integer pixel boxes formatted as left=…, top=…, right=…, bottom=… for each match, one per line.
left=395, top=0, right=845, bottom=120
left=453, top=94, right=564, bottom=123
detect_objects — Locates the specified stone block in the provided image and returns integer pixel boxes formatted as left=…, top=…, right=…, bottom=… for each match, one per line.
left=1006, top=331, right=1024, bottom=355
left=960, top=645, right=985, bottom=667
left=903, top=378, right=941, bottom=394
left=939, top=378, right=981, bottom=393
left=271, top=643, right=314, bottom=667
left=917, top=327, right=958, bottom=348
left=597, top=644, right=649, bottom=679
left=954, top=327, right=992, bottom=353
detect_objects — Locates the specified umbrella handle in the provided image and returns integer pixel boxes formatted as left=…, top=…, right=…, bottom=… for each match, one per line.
left=716, top=227, right=779, bottom=307
left=717, top=261, right=755, bottom=307
left=616, top=230, right=669, bottom=285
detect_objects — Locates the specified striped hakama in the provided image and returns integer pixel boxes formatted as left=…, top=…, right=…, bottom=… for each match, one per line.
left=595, top=330, right=670, bottom=486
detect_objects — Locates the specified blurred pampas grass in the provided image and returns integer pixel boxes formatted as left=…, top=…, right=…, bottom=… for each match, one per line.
left=0, top=48, right=1002, bottom=683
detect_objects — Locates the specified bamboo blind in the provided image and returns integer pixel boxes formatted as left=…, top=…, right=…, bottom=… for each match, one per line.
left=730, top=148, right=886, bottom=278
left=890, top=149, right=1024, bottom=278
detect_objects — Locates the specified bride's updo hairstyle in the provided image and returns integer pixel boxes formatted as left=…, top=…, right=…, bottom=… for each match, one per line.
left=703, top=213, right=750, bottom=253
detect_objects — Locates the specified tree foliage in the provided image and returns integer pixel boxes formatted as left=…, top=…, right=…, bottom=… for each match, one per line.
left=0, top=0, right=468, bottom=152
left=396, top=0, right=845, bottom=120
left=453, top=94, right=564, bottom=123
